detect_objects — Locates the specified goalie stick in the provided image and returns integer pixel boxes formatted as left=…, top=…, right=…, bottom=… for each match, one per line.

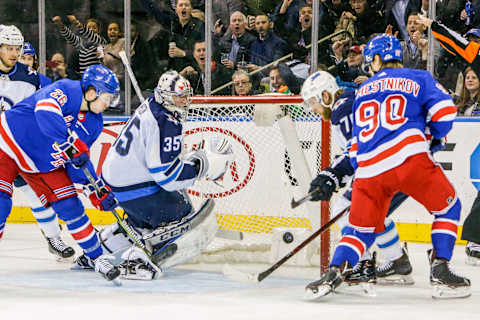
left=119, top=50, right=145, bottom=103
left=223, top=207, right=348, bottom=283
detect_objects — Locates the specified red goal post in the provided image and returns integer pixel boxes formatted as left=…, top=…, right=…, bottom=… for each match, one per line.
left=185, top=95, right=333, bottom=271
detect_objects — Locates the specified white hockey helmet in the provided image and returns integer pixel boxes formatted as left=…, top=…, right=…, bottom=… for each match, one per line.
left=301, top=71, right=340, bottom=110
left=154, top=70, right=193, bottom=116
left=0, top=25, right=24, bottom=47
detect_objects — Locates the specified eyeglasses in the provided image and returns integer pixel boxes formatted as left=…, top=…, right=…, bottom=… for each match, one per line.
left=233, top=81, right=250, bottom=87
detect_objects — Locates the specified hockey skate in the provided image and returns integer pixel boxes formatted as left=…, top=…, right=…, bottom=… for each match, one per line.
left=45, top=236, right=75, bottom=261
left=72, top=253, right=121, bottom=284
left=465, top=242, right=480, bottom=266
left=428, top=249, right=471, bottom=299
left=343, top=253, right=377, bottom=296
left=118, top=258, right=157, bottom=280
left=304, top=267, right=343, bottom=300
left=376, top=246, right=414, bottom=285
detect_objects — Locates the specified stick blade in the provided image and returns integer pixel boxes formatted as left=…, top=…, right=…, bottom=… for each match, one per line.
left=222, top=264, right=260, bottom=284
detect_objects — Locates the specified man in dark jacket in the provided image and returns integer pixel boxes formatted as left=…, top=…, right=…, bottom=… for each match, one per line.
left=140, top=0, right=205, bottom=72
left=248, top=14, right=288, bottom=76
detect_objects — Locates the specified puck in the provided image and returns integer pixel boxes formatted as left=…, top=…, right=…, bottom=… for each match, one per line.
left=283, top=231, right=294, bottom=243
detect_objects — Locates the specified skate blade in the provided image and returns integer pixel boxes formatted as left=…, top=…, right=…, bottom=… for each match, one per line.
left=70, top=264, right=94, bottom=271
left=120, top=270, right=156, bottom=281
left=304, top=285, right=333, bottom=300
left=432, top=285, right=471, bottom=299
left=377, top=274, right=414, bottom=286
left=465, top=256, right=480, bottom=266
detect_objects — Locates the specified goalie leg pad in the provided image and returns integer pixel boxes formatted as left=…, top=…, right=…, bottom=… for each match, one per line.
left=98, top=222, right=134, bottom=255
left=156, top=199, right=217, bottom=271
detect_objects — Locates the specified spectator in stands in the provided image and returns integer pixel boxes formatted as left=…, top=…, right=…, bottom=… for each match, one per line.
left=130, top=23, right=155, bottom=90
left=216, top=11, right=256, bottom=71
left=330, top=43, right=368, bottom=90
left=179, top=40, right=230, bottom=95
left=400, top=12, right=428, bottom=70
left=19, top=42, right=52, bottom=87
left=246, top=0, right=277, bottom=17
left=383, top=0, right=417, bottom=41
left=456, top=67, right=480, bottom=116
left=101, top=22, right=125, bottom=84
left=46, top=52, right=68, bottom=82
left=263, top=63, right=301, bottom=94
left=338, top=0, right=385, bottom=44
left=284, top=5, right=334, bottom=68
left=248, top=13, right=288, bottom=75
left=52, top=15, right=106, bottom=79
left=140, top=0, right=205, bottom=72
left=273, top=0, right=311, bottom=40
left=212, top=0, right=247, bottom=37
left=232, top=70, right=257, bottom=96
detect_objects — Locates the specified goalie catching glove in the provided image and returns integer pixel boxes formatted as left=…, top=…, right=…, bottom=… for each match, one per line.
left=188, top=136, right=234, bottom=181
left=57, top=130, right=90, bottom=168
left=309, top=168, right=341, bottom=201
left=83, top=178, right=118, bottom=211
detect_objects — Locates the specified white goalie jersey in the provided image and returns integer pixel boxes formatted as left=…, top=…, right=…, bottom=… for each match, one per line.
left=102, top=96, right=199, bottom=202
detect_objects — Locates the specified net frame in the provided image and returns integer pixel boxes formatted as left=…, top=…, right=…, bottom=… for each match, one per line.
left=184, top=95, right=333, bottom=271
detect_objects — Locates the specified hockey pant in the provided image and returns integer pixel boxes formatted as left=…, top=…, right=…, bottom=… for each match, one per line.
left=331, top=153, right=460, bottom=267
left=332, top=188, right=408, bottom=262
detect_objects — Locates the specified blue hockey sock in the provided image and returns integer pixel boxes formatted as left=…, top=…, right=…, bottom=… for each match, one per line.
left=331, top=228, right=375, bottom=267
left=0, top=191, right=12, bottom=239
left=51, top=197, right=103, bottom=259
left=431, top=198, right=461, bottom=260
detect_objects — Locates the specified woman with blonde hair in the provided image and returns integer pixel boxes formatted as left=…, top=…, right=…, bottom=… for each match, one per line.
left=456, top=67, right=480, bottom=116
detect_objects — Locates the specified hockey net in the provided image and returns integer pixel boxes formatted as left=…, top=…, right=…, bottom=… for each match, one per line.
left=182, top=95, right=338, bottom=271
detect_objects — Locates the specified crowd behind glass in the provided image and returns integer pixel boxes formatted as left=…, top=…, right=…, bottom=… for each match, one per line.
left=3, top=0, right=480, bottom=117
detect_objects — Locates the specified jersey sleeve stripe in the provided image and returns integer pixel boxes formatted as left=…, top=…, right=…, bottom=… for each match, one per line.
left=432, top=28, right=480, bottom=64
left=0, top=115, right=35, bottom=172
left=148, top=163, right=171, bottom=174
left=156, top=162, right=184, bottom=186
left=431, top=106, right=457, bottom=122
left=35, top=99, right=63, bottom=116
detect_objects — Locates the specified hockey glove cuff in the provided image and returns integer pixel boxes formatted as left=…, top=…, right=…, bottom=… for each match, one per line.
left=57, top=130, right=90, bottom=168
left=84, top=178, right=118, bottom=211
left=309, top=168, right=340, bottom=201
left=430, top=137, right=446, bottom=154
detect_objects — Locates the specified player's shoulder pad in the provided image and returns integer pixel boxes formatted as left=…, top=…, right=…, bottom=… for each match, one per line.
left=330, top=90, right=355, bottom=125
left=10, top=63, right=41, bottom=88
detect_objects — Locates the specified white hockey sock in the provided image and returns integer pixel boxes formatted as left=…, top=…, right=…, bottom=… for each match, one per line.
left=19, top=184, right=61, bottom=238
left=375, top=217, right=403, bottom=262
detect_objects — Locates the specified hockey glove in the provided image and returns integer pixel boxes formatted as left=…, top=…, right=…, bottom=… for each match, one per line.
left=309, top=168, right=340, bottom=201
left=430, top=137, right=446, bottom=154
left=84, top=178, right=118, bottom=211
left=57, top=130, right=90, bottom=168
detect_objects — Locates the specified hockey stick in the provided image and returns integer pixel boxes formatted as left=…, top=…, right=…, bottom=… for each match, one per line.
left=223, top=208, right=348, bottom=284
left=80, top=167, right=163, bottom=273
left=291, top=189, right=317, bottom=209
left=119, top=50, right=145, bottom=103
left=103, top=121, right=127, bottom=127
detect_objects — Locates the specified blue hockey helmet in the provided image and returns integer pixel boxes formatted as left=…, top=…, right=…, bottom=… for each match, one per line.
left=22, top=41, right=36, bottom=56
left=81, top=64, right=120, bottom=108
left=363, top=34, right=403, bottom=66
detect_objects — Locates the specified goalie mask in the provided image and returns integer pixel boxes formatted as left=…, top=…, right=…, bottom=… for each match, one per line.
left=301, top=71, right=340, bottom=119
left=154, top=70, right=193, bottom=118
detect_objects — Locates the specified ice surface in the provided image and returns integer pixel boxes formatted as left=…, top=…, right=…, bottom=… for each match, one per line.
left=0, top=224, right=478, bottom=320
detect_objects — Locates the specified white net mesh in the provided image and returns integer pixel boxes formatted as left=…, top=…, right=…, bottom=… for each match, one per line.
left=180, top=95, right=338, bottom=269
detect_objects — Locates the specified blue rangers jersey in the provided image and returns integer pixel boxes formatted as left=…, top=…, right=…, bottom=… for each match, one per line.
left=0, top=62, right=40, bottom=111
left=0, top=79, right=88, bottom=173
left=102, top=96, right=199, bottom=202
left=350, top=68, right=456, bottom=179
left=65, top=111, right=103, bottom=185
